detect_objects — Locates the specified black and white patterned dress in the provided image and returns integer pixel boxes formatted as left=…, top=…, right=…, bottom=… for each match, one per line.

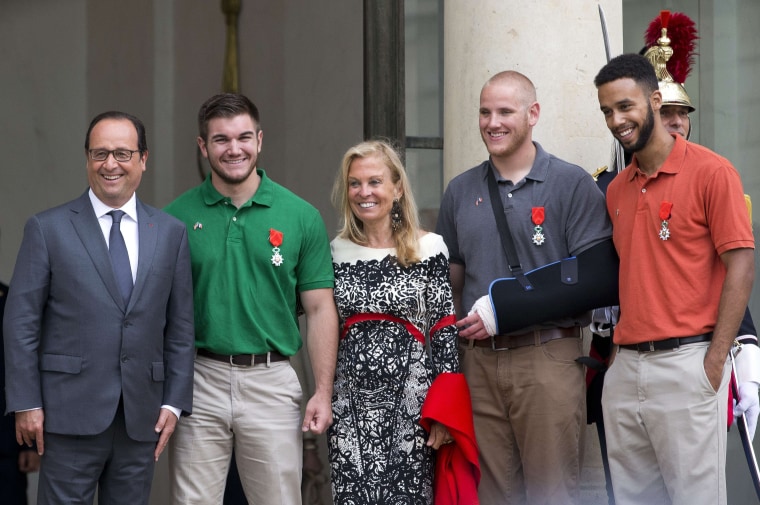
left=328, top=233, right=459, bottom=505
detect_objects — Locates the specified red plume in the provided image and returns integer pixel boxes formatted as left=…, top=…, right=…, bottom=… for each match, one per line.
left=645, top=11, right=698, bottom=83
left=660, top=10, right=671, bottom=30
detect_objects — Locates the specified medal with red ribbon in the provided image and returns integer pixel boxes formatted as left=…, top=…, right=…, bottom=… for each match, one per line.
left=269, top=228, right=284, bottom=266
left=531, top=207, right=545, bottom=246
left=659, top=201, right=673, bottom=241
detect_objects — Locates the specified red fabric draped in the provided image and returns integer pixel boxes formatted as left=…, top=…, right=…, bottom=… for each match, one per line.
left=420, top=372, right=481, bottom=505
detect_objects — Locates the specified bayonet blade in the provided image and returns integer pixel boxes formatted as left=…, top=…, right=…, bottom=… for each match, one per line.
left=598, top=4, right=625, bottom=173
left=598, top=4, right=612, bottom=62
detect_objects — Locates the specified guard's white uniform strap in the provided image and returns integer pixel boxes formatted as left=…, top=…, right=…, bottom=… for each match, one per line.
left=735, top=337, right=760, bottom=385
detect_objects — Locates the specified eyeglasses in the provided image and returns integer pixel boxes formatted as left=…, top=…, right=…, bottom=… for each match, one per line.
left=88, top=149, right=141, bottom=162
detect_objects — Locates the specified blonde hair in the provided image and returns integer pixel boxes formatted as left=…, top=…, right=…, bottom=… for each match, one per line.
left=332, top=140, right=421, bottom=267
left=483, top=70, right=538, bottom=107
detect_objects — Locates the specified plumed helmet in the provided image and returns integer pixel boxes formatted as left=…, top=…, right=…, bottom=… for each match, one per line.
left=643, top=10, right=698, bottom=112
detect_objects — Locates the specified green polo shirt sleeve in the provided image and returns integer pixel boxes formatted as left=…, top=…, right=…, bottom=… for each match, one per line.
left=165, top=171, right=334, bottom=356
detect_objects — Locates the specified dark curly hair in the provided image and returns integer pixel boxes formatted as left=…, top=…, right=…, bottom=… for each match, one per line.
left=594, top=53, right=659, bottom=96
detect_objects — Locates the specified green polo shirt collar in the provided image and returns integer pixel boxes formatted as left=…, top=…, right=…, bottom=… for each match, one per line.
left=200, top=169, right=276, bottom=208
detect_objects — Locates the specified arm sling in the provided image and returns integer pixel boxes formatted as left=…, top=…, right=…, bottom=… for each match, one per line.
left=485, top=166, right=620, bottom=334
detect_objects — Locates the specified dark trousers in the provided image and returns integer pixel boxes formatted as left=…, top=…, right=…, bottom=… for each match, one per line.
left=37, top=403, right=155, bottom=505
left=0, top=454, right=29, bottom=505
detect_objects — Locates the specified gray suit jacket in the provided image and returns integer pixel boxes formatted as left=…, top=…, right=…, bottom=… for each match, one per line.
left=3, top=191, right=195, bottom=442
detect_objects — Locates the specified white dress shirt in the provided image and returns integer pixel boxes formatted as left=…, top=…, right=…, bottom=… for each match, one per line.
left=89, top=189, right=139, bottom=281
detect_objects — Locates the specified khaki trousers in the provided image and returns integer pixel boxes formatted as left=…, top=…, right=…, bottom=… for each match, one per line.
left=461, top=335, right=586, bottom=505
left=602, top=342, right=729, bottom=505
left=169, top=355, right=303, bottom=504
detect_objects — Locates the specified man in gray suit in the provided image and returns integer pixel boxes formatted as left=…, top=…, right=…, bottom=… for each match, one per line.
left=3, top=111, right=196, bottom=504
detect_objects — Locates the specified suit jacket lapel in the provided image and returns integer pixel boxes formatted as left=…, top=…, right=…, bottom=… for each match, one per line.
left=69, top=191, right=126, bottom=310
left=129, top=198, right=157, bottom=313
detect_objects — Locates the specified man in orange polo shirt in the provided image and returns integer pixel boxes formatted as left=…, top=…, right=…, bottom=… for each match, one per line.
left=595, top=53, right=754, bottom=505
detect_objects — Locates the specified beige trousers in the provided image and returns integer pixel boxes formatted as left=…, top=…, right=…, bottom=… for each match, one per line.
left=602, top=342, right=729, bottom=505
left=168, top=355, right=303, bottom=504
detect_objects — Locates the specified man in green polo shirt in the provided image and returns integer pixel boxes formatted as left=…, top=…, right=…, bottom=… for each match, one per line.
left=165, top=93, right=338, bottom=505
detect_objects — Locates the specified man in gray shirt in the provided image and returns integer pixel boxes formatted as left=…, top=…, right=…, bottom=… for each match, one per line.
left=436, top=70, right=611, bottom=504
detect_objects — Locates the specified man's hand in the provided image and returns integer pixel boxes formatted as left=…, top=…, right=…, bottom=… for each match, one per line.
left=153, top=408, right=179, bottom=461
left=456, top=312, right=491, bottom=340
left=458, top=295, right=497, bottom=339
left=299, top=288, right=338, bottom=435
left=302, top=392, right=333, bottom=435
left=15, top=409, right=44, bottom=455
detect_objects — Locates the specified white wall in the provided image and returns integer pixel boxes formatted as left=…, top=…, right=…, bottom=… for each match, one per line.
left=442, top=0, right=623, bottom=182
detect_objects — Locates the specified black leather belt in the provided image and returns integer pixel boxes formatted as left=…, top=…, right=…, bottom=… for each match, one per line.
left=461, top=327, right=580, bottom=351
left=619, top=333, right=712, bottom=353
left=197, top=348, right=289, bottom=367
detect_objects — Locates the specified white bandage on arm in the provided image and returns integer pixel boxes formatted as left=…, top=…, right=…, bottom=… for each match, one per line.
left=469, top=295, right=498, bottom=336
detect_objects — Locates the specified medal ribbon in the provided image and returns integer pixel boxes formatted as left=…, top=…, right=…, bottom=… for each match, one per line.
left=269, top=228, right=283, bottom=247
left=531, top=207, right=545, bottom=226
left=659, top=202, right=673, bottom=221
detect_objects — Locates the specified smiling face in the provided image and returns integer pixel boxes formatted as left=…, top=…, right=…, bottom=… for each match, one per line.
left=86, top=118, right=146, bottom=208
left=478, top=79, right=539, bottom=161
left=346, top=155, right=401, bottom=231
left=597, top=77, right=661, bottom=153
left=199, top=113, right=262, bottom=186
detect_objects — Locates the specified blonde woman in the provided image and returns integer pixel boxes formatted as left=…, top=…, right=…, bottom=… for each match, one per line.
left=328, top=141, right=477, bottom=504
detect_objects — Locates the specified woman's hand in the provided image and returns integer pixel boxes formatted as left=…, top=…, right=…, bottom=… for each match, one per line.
left=426, top=421, right=454, bottom=450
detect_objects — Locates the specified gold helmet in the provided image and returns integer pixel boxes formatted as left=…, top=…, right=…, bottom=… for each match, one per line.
left=643, top=11, right=698, bottom=112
